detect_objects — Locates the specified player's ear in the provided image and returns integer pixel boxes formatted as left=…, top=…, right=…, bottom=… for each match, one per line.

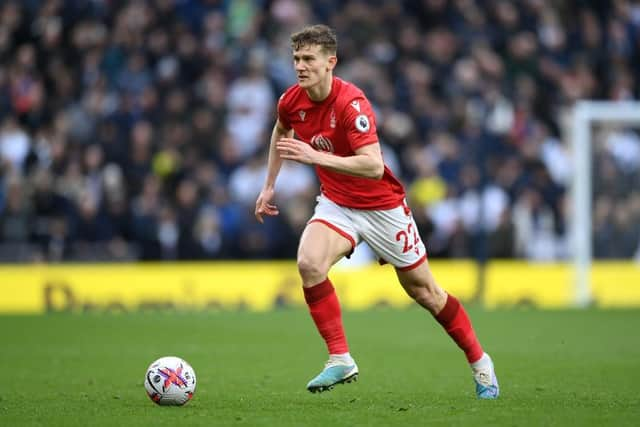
left=327, top=55, right=337, bottom=71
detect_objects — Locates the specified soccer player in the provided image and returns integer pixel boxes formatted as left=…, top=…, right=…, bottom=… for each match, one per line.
left=254, top=24, right=499, bottom=399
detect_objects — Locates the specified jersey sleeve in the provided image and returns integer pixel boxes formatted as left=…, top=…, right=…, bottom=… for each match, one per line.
left=277, top=93, right=291, bottom=129
left=340, top=96, right=378, bottom=151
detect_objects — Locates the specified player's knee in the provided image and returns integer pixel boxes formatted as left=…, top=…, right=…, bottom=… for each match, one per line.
left=297, top=254, right=328, bottom=284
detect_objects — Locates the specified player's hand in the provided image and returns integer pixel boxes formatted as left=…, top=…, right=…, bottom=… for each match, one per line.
left=276, top=137, right=317, bottom=165
left=255, top=187, right=279, bottom=223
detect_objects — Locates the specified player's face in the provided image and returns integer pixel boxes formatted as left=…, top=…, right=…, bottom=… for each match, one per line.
left=292, top=44, right=336, bottom=89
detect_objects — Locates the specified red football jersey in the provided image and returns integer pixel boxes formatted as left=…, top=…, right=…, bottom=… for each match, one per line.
left=278, top=77, right=406, bottom=209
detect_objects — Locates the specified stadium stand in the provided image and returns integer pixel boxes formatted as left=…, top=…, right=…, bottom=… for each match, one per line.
left=0, top=0, right=638, bottom=262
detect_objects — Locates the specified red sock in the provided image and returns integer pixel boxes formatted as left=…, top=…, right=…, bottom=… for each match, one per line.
left=435, top=294, right=484, bottom=363
left=303, top=278, right=349, bottom=354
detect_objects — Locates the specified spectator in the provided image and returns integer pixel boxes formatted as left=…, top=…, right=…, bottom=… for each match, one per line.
left=0, top=0, right=637, bottom=262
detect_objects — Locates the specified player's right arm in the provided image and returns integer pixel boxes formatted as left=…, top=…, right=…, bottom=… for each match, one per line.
left=255, top=119, right=293, bottom=223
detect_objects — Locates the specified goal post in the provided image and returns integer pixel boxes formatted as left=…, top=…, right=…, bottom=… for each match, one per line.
left=570, top=101, right=640, bottom=307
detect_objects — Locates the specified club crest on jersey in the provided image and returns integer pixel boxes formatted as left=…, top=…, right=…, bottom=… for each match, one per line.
left=311, top=134, right=334, bottom=153
left=355, top=114, right=370, bottom=133
left=330, top=109, right=336, bottom=128
left=299, top=110, right=306, bottom=121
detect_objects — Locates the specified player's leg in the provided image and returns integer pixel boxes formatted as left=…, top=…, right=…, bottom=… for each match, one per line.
left=396, top=262, right=500, bottom=399
left=298, top=220, right=359, bottom=393
left=298, top=220, right=353, bottom=287
left=357, top=203, right=499, bottom=399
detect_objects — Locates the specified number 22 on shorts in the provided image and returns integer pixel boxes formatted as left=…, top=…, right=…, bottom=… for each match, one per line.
left=396, top=223, right=420, bottom=255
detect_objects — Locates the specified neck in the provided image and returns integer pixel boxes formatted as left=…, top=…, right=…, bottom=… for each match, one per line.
left=306, top=75, right=333, bottom=102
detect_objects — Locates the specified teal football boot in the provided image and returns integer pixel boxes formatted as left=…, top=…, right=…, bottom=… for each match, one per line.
left=306, top=358, right=359, bottom=393
left=472, top=354, right=500, bottom=399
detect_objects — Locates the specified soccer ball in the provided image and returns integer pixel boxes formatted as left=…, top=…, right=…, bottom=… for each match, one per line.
left=144, top=356, right=197, bottom=406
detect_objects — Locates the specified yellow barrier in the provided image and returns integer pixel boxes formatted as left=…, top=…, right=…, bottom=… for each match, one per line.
left=0, top=262, right=300, bottom=313
left=0, top=261, right=476, bottom=314
left=0, top=261, right=639, bottom=313
left=484, top=262, right=640, bottom=308
left=484, top=262, right=572, bottom=308
left=592, top=262, right=640, bottom=307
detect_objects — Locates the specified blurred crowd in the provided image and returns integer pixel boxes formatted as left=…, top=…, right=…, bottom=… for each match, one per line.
left=0, top=0, right=639, bottom=262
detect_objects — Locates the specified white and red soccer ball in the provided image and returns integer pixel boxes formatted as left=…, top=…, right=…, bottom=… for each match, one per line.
left=144, top=356, right=196, bottom=406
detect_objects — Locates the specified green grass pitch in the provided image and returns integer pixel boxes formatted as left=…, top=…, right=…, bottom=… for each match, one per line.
left=0, top=308, right=639, bottom=426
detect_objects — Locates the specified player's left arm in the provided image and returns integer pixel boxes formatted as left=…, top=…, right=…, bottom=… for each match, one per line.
left=276, top=94, right=384, bottom=179
left=276, top=138, right=384, bottom=179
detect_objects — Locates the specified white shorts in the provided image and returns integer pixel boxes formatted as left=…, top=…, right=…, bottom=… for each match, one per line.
left=309, top=194, right=427, bottom=271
